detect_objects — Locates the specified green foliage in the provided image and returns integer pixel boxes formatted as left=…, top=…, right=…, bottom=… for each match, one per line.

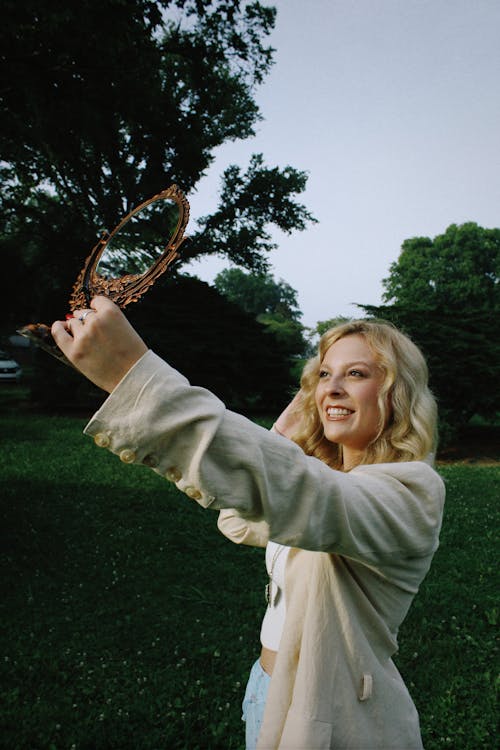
left=382, top=223, right=499, bottom=309
left=0, top=193, right=92, bottom=334
left=214, top=266, right=307, bottom=357
left=360, top=303, right=499, bottom=438
left=1, top=0, right=316, bottom=411
left=214, top=267, right=302, bottom=320
left=127, top=275, right=299, bottom=411
left=305, top=316, right=352, bottom=354
left=256, top=313, right=306, bottom=356
left=359, top=223, right=500, bottom=440
left=0, top=412, right=498, bottom=749
left=0, top=0, right=276, bottom=213
left=0, top=0, right=315, bottom=328
left=190, top=154, right=316, bottom=273
left=312, top=317, right=352, bottom=337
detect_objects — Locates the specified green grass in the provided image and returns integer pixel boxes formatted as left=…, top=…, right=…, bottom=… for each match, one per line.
left=0, top=412, right=498, bottom=749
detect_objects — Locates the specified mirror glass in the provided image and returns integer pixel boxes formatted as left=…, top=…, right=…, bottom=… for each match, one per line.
left=96, top=196, right=182, bottom=279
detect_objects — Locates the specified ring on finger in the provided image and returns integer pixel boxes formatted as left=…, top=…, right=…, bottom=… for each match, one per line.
left=78, top=310, right=96, bottom=323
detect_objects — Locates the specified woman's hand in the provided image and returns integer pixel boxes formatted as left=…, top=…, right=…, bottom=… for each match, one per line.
left=51, top=296, right=148, bottom=393
left=274, top=390, right=305, bottom=439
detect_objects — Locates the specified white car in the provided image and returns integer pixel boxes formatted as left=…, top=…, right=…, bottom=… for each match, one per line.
left=0, top=349, right=22, bottom=382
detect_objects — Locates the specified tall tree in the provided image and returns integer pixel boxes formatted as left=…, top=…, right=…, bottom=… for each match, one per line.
left=1, top=0, right=276, bottom=216
left=1, top=0, right=316, bottom=411
left=0, top=0, right=315, bottom=327
left=359, top=222, right=500, bottom=440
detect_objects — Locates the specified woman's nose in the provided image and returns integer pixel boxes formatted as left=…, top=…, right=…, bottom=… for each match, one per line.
left=323, top=374, right=345, bottom=395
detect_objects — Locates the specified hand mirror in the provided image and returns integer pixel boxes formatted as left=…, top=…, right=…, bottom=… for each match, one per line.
left=18, top=184, right=189, bottom=365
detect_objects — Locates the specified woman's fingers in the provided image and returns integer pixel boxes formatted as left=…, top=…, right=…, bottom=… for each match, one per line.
left=74, top=309, right=96, bottom=324
left=64, top=295, right=112, bottom=333
left=51, top=296, right=148, bottom=393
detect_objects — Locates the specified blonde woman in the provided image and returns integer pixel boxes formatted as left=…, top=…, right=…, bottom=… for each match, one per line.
left=52, top=299, right=445, bottom=750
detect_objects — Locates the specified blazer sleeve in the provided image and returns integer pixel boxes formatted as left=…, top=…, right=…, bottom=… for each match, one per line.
left=216, top=422, right=280, bottom=548
left=217, top=509, right=269, bottom=548
left=84, top=350, right=445, bottom=572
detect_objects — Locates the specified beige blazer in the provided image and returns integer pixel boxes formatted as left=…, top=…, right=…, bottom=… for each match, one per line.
left=85, top=351, right=446, bottom=749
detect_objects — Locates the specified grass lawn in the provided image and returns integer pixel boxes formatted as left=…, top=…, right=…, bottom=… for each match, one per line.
left=0, top=408, right=498, bottom=749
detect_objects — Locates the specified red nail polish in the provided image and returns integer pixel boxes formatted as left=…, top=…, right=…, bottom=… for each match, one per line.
left=65, top=313, right=74, bottom=320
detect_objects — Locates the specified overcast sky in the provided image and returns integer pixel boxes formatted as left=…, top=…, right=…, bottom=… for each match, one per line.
left=186, top=0, right=500, bottom=327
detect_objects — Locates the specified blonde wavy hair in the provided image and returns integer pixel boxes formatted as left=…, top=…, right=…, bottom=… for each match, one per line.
left=291, top=319, right=438, bottom=470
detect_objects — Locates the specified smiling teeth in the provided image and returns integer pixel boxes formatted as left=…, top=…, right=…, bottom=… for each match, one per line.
left=327, top=407, right=352, bottom=416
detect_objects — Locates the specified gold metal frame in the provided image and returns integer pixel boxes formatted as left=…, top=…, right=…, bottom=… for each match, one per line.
left=18, top=184, right=190, bottom=365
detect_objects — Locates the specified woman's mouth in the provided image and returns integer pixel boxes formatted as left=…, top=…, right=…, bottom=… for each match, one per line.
left=326, top=406, right=354, bottom=420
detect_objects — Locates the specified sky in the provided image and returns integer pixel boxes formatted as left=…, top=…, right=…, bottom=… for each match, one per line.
left=185, top=0, right=500, bottom=328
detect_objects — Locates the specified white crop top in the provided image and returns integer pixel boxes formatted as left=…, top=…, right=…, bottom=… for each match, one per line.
left=260, top=541, right=290, bottom=651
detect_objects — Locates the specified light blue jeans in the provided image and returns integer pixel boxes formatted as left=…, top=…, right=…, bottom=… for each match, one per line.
left=242, top=659, right=271, bottom=750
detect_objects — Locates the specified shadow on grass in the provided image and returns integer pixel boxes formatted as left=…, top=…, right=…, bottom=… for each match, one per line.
left=1, top=476, right=264, bottom=749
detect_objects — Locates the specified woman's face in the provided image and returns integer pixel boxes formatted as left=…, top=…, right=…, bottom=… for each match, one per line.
left=315, top=334, right=386, bottom=468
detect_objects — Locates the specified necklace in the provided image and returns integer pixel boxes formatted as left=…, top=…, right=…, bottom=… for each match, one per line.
left=265, top=544, right=285, bottom=607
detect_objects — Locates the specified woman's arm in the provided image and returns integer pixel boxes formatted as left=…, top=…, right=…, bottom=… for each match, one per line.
left=51, top=299, right=445, bottom=575
left=83, top=346, right=445, bottom=575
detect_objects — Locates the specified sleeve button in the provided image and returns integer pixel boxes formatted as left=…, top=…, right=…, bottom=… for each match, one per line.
left=185, top=486, right=202, bottom=501
left=94, top=432, right=111, bottom=448
left=119, top=448, right=136, bottom=464
left=166, top=467, right=182, bottom=483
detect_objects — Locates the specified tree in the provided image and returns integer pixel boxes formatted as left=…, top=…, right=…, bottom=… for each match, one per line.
left=305, top=316, right=352, bottom=353
left=0, top=0, right=275, bottom=217
left=214, top=267, right=301, bottom=320
left=30, top=275, right=298, bottom=414
left=214, top=267, right=307, bottom=355
left=0, top=0, right=315, bottom=329
left=382, top=222, right=499, bottom=310
left=358, top=222, right=500, bottom=441
left=1, top=0, right=316, bottom=410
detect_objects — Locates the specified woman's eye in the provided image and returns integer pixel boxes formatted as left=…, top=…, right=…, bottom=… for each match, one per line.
left=319, top=369, right=330, bottom=379
left=349, top=369, right=364, bottom=377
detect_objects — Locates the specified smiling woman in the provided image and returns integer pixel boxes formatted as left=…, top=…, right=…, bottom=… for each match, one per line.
left=294, top=319, right=438, bottom=471
left=314, top=335, right=386, bottom=468
left=50, top=300, right=445, bottom=750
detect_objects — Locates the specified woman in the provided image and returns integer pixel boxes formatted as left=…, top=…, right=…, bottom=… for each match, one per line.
left=52, top=297, right=445, bottom=750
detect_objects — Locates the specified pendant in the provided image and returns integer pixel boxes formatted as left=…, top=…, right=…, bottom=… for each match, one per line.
left=265, top=578, right=281, bottom=607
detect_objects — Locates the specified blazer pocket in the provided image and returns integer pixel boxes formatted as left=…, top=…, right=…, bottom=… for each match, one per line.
left=276, top=707, right=334, bottom=749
